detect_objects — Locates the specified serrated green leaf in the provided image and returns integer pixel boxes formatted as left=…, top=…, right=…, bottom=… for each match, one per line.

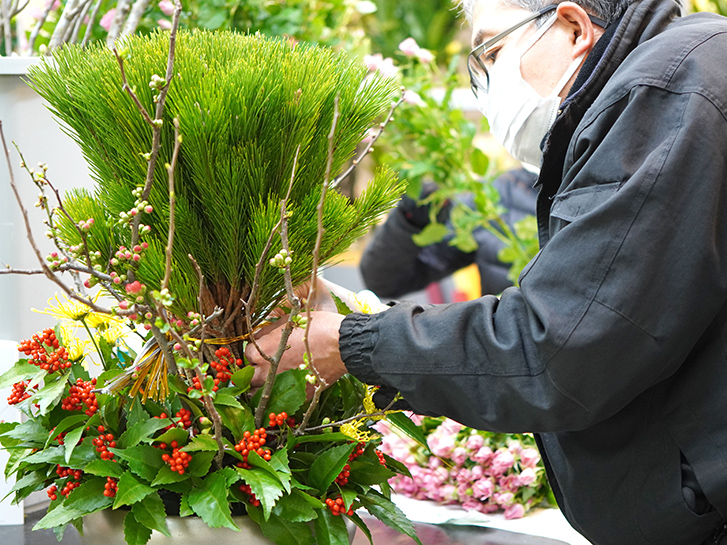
left=84, top=459, right=124, bottom=479
left=307, top=443, right=355, bottom=494
left=3, top=418, right=49, bottom=446
left=230, top=367, right=254, bottom=392
left=329, top=292, right=354, bottom=315
left=237, top=468, right=285, bottom=521
left=314, top=508, right=350, bottom=545
left=187, top=450, right=216, bottom=478
left=291, top=432, right=352, bottom=447
left=214, top=392, right=243, bottom=409
left=124, top=511, right=153, bottom=545
left=339, top=488, right=357, bottom=511
left=272, top=491, right=318, bottom=522
left=248, top=505, right=316, bottom=545
left=253, top=369, right=307, bottom=417
left=150, top=465, right=189, bottom=487
left=247, top=450, right=291, bottom=493
left=63, top=478, right=114, bottom=513
left=131, top=492, right=171, bottom=537
left=33, top=504, right=85, bottom=530
left=45, top=414, right=87, bottom=448
left=7, top=470, right=49, bottom=499
left=359, top=489, right=421, bottom=545
left=119, top=418, right=173, bottom=449
left=347, top=512, right=373, bottom=545
left=218, top=404, right=253, bottom=441
left=187, top=471, right=239, bottom=531
left=411, top=222, right=448, bottom=247
left=0, top=359, right=38, bottom=389
left=113, top=444, right=165, bottom=482
left=32, top=372, right=70, bottom=413
left=113, top=472, right=155, bottom=508
left=348, top=458, right=396, bottom=486
left=153, top=427, right=188, bottom=446
left=387, top=412, right=428, bottom=450
left=182, top=434, right=219, bottom=452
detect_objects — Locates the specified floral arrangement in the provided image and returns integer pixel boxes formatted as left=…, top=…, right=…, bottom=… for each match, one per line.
left=376, top=415, right=555, bottom=519
left=0, top=6, right=421, bottom=545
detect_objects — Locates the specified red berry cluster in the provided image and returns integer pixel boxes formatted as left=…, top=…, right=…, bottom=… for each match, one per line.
left=325, top=497, right=354, bottom=516
left=268, top=411, right=294, bottom=428
left=211, top=347, right=239, bottom=383
left=47, top=485, right=58, bottom=501
left=375, top=449, right=387, bottom=466
left=155, top=408, right=193, bottom=430
left=238, top=483, right=260, bottom=506
left=61, top=378, right=98, bottom=416
left=55, top=465, right=83, bottom=498
left=234, top=428, right=271, bottom=469
left=92, top=426, right=116, bottom=461
left=187, top=374, right=221, bottom=394
left=54, top=430, right=67, bottom=445
left=103, top=477, right=118, bottom=498
left=18, top=329, right=70, bottom=373
left=161, top=441, right=192, bottom=474
left=335, top=442, right=366, bottom=486
left=7, top=381, right=32, bottom=405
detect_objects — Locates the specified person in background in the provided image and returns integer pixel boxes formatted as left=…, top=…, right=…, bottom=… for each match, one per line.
left=360, top=168, right=537, bottom=300
left=248, top=1, right=727, bottom=543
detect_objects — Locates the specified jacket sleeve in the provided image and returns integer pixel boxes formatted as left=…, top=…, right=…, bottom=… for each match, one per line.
left=341, top=86, right=727, bottom=433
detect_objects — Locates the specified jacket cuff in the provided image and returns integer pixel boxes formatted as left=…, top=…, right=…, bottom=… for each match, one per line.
left=338, top=313, right=384, bottom=384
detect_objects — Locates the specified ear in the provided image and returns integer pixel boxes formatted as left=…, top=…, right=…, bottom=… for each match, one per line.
left=555, top=1, right=598, bottom=59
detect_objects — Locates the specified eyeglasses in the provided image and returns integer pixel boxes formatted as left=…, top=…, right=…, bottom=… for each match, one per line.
left=467, top=5, right=557, bottom=97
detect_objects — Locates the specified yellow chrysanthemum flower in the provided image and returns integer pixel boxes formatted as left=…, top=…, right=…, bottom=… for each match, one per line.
left=340, top=420, right=377, bottom=443
left=94, top=319, right=128, bottom=345
left=58, top=322, right=88, bottom=362
left=34, top=293, right=107, bottom=324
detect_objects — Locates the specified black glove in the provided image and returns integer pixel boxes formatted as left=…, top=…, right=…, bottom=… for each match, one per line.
left=398, top=182, right=451, bottom=229
left=372, top=385, right=415, bottom=412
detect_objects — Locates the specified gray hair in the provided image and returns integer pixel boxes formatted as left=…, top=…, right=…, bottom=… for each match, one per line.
left=457, top=0, right=631, bottom=26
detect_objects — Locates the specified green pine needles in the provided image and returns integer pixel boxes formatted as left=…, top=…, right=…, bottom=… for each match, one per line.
left=27, top=30, right=404, bottom=335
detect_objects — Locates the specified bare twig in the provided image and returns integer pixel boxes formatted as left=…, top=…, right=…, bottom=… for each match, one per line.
left=26, top=0, right=55, bottom=55
left=253, top=147, right=301, bottom=428
left=121, top=0, right=150, bottom=37
left=330, top=97, right=404, bottom=188
left=81, top=0, right=105, bottom=48
left=303, top=398, right=399, bottom=433
left=162, top=118, right=181, bottom=291
left=69, top=0, right=93, bottom=44
left=105, top=0, right=132, bottom=47
left=296, top=98, right=340, bottom=434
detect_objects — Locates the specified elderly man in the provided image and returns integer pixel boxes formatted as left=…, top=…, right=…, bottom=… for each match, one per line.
left=247, top=1, right=727, bottom=543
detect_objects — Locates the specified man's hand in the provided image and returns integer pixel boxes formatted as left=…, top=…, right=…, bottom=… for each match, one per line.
left=245, top=311, right=347, bottom=389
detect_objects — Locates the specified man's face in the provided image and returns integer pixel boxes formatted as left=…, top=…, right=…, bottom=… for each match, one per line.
left=470, top=0, right=588, bottom=98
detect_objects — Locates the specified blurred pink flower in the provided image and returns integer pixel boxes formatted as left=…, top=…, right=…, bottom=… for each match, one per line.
left=417, top=48, right=435, bottom=64
left=490, top=448, right=515, bottom=476
left=428, top=434, right=455, bottom=458
left=52, top=0, right=61, bottom=9
left=100, top=9, right=116, bottom=31
left=158, top=19, right=172, bottom=30
left=498, top=473, right=522, bottom=492
left=399, top=37, right=421, bottom=57
left=403, top=89, right=424, bottom=107
left=451, top=447, right=468, bottom=466
left=520, top=447, right=541, bottom=468
left=472, top=478, right=494, bottom=500
left=471, top=445, right=493, bottom=464
left=363, top=53, right=383, bottom=72
left=158, top=0, right=175, bottom=16
left=378, top=57, right=398, bottom=78
left=493, top=491, right=514, bottom=507
left=519, top=467, right=537, bottom=486
left=466, top=433, right=485, bottom=451
left=504, top=503, right=526, bottom=519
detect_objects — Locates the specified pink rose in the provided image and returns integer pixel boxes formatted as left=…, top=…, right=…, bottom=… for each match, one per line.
left=519, top=447, right=540, bottom=468
left=158, top=0, right=175, bottom=16
left=466, top=433, right=484, bottom=451
left=504, top=503, right=526, bottom=519
left=471, top=445, right=493, bottom=464
left=519, top=467, right=537, bottom=486
left=498, top=473, right=522, bottom=492
left=490, top=448, right=515, bottom=476
left=472, top=478, right=494, bottom=500
left=451, top=447, right=468, bottom=466
left=428, top=434, right=455, bottom=458
left=100, top=9, right=116, bottom=31
left=399, top=37, right=421, bottom=57
left=493, top=491, right=514, bottom=507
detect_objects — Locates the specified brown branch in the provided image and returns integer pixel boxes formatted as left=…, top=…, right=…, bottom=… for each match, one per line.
left=162, top=118, right=181, bottom=291
left=330, top=97, right=404, bottom=189
left=253, top=146, right=301, bottom=428
left=296, top=98, right=340, bottom=434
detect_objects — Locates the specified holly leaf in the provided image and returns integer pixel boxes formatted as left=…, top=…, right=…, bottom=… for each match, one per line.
left=387, top=412, right=428, bottom=450
left=187, top=471, right=239, bottom=531
left=0, top=359, right=37, bottom=389
left=411, top=222, right=448, bottom=247
left=112, top=444, right=165, bottom=482
left=247, top=450, right=291, bottom=494
left=32, top=372, right=70, bottom=413
left=182, top=434, right=218, bottom=452
left=214, top=392, right=243, bottom=409
left=124, top=511, right=152, bottom=545
left=307, top=443, right=355, bottom=494
left=347, top=512, right=373, bottom=545
left=230, top=367, right=254, bottom=392
left=84, top=459, right=124, bottom=479
left=236, top=468, right=285, bottom=521
left=247, top=505, right=316, bottom=545
left=218, top=404, right=253, bottom=441
left=329, top=292, right=354, bottom=315
left=63, top=478, right=113, bottom=513
left=348, top=458, right=396, bottom=486
left=150, top=465, right=189, bottom=487
left=358, top=489, right=421, bottom=545
left=33, top=504, right=85, bottom=530
left=272, top=491, right=318, bottom=523
left=113, top=472, right=155, bottom=508
left=44, top=414, right=87, bottom=448
left=3, top=419, right=51, bottom=447
left=119, top=418, right=173, bottom=448
left=63, top=425, right=86, bottom=465
left=154, top=427, right=188, bottom=447
left=131, top=492, right=170, bottom=537
left=252, top=369, right=307, bottom=417
left=314, top=508, right=350, bottom=545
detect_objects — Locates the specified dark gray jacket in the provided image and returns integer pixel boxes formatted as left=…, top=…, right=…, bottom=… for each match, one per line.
left=339, top=0, right=727, bottom=543
left=359, top=169, right=538, bottom=299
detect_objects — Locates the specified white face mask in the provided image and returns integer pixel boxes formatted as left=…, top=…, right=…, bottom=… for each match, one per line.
left=477, top=15, right=585, bottom=167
